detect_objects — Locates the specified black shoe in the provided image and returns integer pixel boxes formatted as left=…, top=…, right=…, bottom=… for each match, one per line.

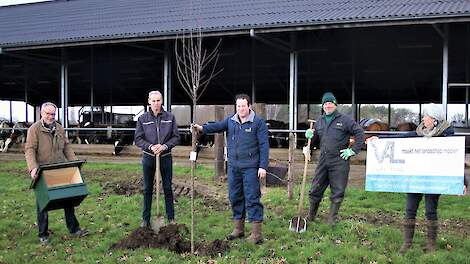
left=71, top=229, right=89, bottom=237
left=39, top=236, right=49, bottom=244
left=140, top=220, right=151, bottom=228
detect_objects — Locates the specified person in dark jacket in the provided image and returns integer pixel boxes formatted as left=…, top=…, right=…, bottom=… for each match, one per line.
left=193, top=94, right=269, bottom=244
left=307, top=92, right=365, bottom=226
left=367, top=103, right=468, bottom=253
left=134, top=91, right=180, bottom=227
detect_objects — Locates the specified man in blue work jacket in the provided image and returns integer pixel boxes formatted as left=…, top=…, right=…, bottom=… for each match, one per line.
left=307, top=92, right=364, bottom=226
left=193, top=94, right=269, bottom=244
left=135, top=90, right=180, bottom=227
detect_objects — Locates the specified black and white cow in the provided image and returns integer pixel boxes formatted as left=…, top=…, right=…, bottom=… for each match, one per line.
left=2, top=121, right=30, bottom=152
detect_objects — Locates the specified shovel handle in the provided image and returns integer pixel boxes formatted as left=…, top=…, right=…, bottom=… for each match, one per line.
left=155, top=154, right=161, bottom=217
left=297, top=120, right=315, bottom=215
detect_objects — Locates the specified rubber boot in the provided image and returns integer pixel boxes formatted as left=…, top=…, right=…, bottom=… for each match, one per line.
left=226, top=219, right=244, bottom=240
left=399, top=219, right=416, bottom=254
left=327, top=202, right=341, bottom=226
left=424, top=220, right=438, bottom=253
left=307, top=200, right=320, bottom=222
left=247, top=221, right=263, bottom=244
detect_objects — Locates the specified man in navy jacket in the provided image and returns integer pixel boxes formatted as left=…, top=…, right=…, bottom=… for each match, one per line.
left=193, top=94, right=269, bottom=244
left=135, top=91, right=180, bottom=227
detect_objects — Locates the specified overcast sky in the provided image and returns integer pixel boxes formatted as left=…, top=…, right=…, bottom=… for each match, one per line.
left=0, top=0, right=50, bottom=7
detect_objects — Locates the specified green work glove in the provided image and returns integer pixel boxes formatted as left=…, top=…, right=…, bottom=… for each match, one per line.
left=305, top=129, right=314, bottom=140
left=339, top=148, right=355, bottom=160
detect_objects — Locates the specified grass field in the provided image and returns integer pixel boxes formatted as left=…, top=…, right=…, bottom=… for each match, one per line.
left=0, top=160, right=469, bottom=264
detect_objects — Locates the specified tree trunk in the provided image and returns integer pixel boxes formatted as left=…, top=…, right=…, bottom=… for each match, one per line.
left=190, top=98, right=197, bottom=254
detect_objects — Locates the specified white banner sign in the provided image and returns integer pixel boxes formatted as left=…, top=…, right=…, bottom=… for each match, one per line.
left=366, top=136, right=465, bottom=195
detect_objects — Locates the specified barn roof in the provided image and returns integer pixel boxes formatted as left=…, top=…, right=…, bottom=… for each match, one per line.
left=1, top=0, right=470, bottom=49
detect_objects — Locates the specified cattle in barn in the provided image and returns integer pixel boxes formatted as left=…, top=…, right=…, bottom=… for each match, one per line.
left=68, top=110, right=137, bottom=155
left=2, top=121, right=30, bottom=152
left=177, top=122, right=216, bottom=153
left=296, top=121, right=319, bottom=150
left=359, top=119, right=417, bottom=133
left=0, top=121, right=12, bottom=150
left=113, top=120, right=137, bottom=155
left=395, top=122, right=418, bottom=131
left=359, top=118, right=389, bottom=132
left=178, top=125, right=192, bottom=146
left=76, top=111, right=134, bottom=145
left=265, top=119, right=289, bottom=148
left=67, top=123, right=83, bottom=144
left=196, top=122, right=215, bottom=151
left=357, top=119, right=389, bottom=145
left=358, top=119, right=417, bottom=146
left=80, top=121, right=107, bottom=144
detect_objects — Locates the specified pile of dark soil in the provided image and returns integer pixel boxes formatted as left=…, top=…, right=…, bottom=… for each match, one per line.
left=110, top=223, right=229, bottom=256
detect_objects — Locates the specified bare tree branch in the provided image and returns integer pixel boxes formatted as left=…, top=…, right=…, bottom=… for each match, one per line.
left=174, top=28, right=222, bottom=254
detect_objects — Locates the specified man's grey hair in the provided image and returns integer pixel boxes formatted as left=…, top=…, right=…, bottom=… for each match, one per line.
left=148, top=90, right=162, bottom=99
left=41, top=102, right=58, bottom=111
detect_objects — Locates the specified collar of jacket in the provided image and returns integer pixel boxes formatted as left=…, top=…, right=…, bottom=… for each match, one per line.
left=40, top=120, right=57, bottom=134
left=322, top=110, right=340, bottom=122
left=323, top=109, right=338, bottom=118
left=149, top=108, right=166, bottom=117
left=231, top=109, right=255, bottom=124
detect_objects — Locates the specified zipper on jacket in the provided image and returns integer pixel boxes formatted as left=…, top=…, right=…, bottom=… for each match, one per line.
left=156, top=114, right=161, bottom=144
left=235, top=123, right=241, bottom=161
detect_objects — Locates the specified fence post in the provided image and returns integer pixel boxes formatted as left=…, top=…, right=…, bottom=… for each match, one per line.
left=214, top=106, right=225, bottom=180
left=287, top=132, right=296, bottom=200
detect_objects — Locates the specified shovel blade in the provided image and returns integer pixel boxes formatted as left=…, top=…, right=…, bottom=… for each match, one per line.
left=289, top=216, right=307, bottom=233
left=151, top=216, right=165, bottom=233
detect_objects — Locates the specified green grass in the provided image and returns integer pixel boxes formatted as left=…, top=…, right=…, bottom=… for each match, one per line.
left=0, top=161, right=469, bottom=263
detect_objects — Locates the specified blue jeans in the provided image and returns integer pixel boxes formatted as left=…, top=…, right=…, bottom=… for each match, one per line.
left=228, top=166, right=263, bottom=222
left=142, top=153, right=175, bottom=222
left=36, top=201, right=79, bottom=238
left=405, top=193, right=440, bottom=220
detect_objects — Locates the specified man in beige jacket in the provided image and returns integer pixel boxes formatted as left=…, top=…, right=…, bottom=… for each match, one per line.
left=25, top=102, right=88, bottom=244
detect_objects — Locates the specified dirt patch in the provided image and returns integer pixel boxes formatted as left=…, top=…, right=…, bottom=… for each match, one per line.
left=345, top=211, right=399, bottom=226
left=104, top=178, right=212, bottom=198
left=105, top=179, right=142, bottom=196
left=82, top=168, right=140, bottom=185
left=103, top=177, right=229, bottom=210
left=110, top=224, right=229, bottom=256
left=201, top=197, right=229, bottom=212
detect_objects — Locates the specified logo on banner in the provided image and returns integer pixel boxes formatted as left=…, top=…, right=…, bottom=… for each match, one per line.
left=370, top=141, right=405, bottom=164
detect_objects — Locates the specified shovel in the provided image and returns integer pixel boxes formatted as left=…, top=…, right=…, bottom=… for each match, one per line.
left=151, top=153, right=165, bottom=232
left=289, top=119, right=315, bottom=233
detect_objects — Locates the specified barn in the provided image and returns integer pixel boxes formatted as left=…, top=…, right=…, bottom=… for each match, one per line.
left=1, top=0, right=469, bottom=133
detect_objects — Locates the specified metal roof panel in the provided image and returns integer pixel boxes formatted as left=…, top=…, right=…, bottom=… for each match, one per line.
left=1, top=0, right=470, bottom=48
